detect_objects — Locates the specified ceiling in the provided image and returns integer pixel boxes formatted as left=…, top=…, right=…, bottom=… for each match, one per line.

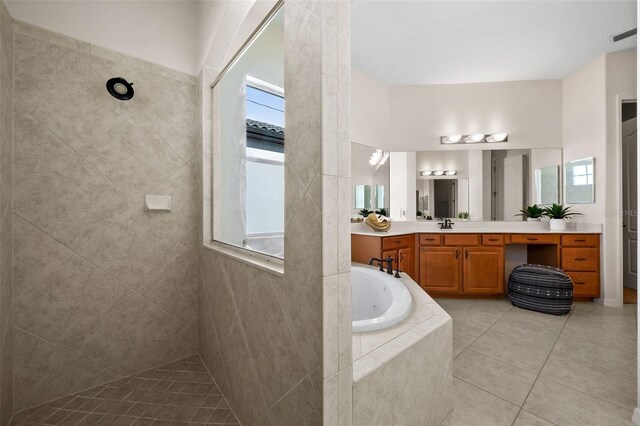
left=352, top=1, right=637, bottom=85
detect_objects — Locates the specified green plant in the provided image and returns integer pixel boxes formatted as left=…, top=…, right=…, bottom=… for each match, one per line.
left=457, top=211, right=470, bottom=220
left=416, top=209, right=423, bottom=217
left=543, top=204, right=582, bottom=219
left=515, top=204, right=545, bottom=219
left=359, top=208, right=373, bottom=217
left=377, top=208, right=389, bottom=217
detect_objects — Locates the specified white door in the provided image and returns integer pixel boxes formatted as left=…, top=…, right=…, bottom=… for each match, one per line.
left=503, top=155, right=525, bottom=221
left=623, top=116, right=637, bottom=289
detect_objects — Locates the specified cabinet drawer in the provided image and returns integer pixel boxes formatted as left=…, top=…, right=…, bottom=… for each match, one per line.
left=566, top=271, right=599, bottom=297
left=444, top=234, right=479, bottom=246
left=510, top=234, right=559, bottom=244
left=561, top=234, right=599, bottom=247
left=419, top=234, right=442, bottom=246
left=382, top=235, right=413, bottom=250
left=562, top=248, right=599, bottom=271
left=482, top=234, right=504, bottom=246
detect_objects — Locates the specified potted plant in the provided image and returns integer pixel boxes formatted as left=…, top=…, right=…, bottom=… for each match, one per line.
left=377, top=208, right=389, bottom=217
left=416, top=209, right=423, bottom=219
left=457, top=211, right=470, bottom=220
left=515, top=205, right=545, bottom=221
left=543, top=204, right=581, bottom=231
left=359, top=208, right=372, bottom=217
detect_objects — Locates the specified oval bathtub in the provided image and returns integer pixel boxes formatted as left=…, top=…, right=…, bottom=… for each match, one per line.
left=352, top=266, right=413, bottom=332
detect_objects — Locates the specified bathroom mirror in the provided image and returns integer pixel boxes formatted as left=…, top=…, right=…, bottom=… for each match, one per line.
left=211, top=6, right=285, bottom=259
left=565, top=157, right=595, bottom=204
left=400, top=148, right=562, bottom=221
left=351, top=142, right=390, bottom=214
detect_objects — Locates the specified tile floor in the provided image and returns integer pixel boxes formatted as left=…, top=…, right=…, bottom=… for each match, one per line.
left=436, top=298, right=637, bottom=426
left=9, top=355, right=239, bottom=426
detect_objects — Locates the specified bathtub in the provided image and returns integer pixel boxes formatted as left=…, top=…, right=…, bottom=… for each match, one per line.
left=352, top=265, right=413, bottom=332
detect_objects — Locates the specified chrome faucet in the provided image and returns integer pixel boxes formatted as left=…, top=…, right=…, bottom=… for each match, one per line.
left=438, top=218, right=454, bottom=230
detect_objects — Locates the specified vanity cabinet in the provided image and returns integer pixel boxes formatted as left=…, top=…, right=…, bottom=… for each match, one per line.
left=419, top=247, right=461, bottom=293
left=351, top=234, right=417, bottom=280
left=463, top=247, right=504, bottom=294
left=561, top=234, right=600, bottom=298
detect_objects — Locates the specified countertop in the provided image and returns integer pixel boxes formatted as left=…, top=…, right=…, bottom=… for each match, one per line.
left=351, top=220, right=603, bottom=236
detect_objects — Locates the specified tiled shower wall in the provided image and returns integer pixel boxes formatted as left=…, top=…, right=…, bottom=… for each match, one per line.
left=11, top=21, right=198, bottom=412
left=0, top=0, right=13, bottom=424
left=197, top=1, right=352, bottom=424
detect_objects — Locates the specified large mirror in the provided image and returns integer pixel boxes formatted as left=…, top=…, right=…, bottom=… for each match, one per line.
left=565, top=157, right=595, bottom=204
left=409, top=148, right=562, bottom=221
left=351, top=142, right=390, bottom=214
left=212, top=6, right=285, bottom=258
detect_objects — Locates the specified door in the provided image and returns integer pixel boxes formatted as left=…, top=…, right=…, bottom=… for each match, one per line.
left=419, top=247, right=460, bottom=293
left=623, top=114, right=637, bottom=289
left=434, top=179, right=455, bottom=218
left=463, top=247, right=504, bottom=294
left=398, top=247, right=414, bottom=278
left=502, top=155, right=525, bottom=221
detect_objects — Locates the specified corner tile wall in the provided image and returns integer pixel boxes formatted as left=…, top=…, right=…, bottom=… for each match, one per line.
left=0, top=0, right=13, bottom=424
left=197, top=1, right=351, bottom=425
left=11, top=21, right=198, bottom=412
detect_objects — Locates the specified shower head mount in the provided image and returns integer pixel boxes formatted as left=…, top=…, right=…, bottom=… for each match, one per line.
left=106, top=77, right=134, bottom=101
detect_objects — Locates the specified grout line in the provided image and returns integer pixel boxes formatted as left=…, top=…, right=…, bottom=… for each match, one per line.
left=509, top=308, right=573, bottom=426
left=197, top=354, right=241, bottom=425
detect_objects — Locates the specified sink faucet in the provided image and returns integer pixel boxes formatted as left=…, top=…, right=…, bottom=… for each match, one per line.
left=437, top=218, right=454, bottom=230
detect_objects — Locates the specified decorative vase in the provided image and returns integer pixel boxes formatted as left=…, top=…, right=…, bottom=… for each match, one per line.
left=549, top=218, right=566, bottom=231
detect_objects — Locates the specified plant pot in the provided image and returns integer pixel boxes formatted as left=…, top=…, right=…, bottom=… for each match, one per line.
left=549, top=218, right=566, bottom=231
left=527, top=217, right=541, bottom=221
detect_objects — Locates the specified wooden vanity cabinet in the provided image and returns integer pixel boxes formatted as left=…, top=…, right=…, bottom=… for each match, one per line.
left=561, top=234, right=600, bottom=298
left=351, top=234, right=417, bottom=280
left=463, top=246, right=504, bottom=294
left=419, top=246, right=461, bottom=293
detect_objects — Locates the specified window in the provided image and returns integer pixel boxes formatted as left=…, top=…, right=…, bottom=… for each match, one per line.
left=210, top=5, right=285, bottom=261
left=572, top=163, right=593, bottom=186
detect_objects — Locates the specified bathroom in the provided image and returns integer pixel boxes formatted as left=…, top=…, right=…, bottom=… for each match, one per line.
left=0, top=0, right=637, bottom=425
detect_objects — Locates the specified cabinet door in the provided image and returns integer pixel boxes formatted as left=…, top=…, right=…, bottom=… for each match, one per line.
left=419, top=247, right=461, bottom=293
left=398, top=247, right=413, bottom=275
left=382, top=249, right=397, bottom=270
left=463, top=247, right=504, bottom=294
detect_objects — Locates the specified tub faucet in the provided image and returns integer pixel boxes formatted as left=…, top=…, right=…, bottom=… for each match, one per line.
left=368, top=257, right=385, bottom=272
left=385, top=257, right=394, bottom=275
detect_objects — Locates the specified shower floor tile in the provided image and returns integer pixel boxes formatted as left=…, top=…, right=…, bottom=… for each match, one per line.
left=10, top=355, right=240, bottom=426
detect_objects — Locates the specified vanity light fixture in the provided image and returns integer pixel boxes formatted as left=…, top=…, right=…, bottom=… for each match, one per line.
left=433, top=171, right=445, bottom=176
left=445, top=170, right=457, bottom=176
left=369, top=149, right=383, bottom=166
left=441, top=134, right=463, bottom=144
left=420, top=170, right=434, bottom=176
left=465, top=133, right=485, bottom=143
left=486, top=132, right=509, bottom=143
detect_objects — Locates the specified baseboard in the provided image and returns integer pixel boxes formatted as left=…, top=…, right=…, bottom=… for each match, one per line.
left=631, top=407, right=640, bottom=425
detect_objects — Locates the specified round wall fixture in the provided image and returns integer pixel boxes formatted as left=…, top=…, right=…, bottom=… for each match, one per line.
left=106, top=77, right=134, bottom=100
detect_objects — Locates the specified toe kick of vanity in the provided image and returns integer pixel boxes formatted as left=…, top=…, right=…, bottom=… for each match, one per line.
left=351, top=232, right=600, bottom=298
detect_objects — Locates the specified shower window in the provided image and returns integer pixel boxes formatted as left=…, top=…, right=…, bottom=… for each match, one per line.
left=210, top=5, right=285, bottom=262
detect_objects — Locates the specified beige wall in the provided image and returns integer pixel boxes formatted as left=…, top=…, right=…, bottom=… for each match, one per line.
left=562, top=51, right=637, bottom=307
left=11, top=22, right=198, bottom=411
left=351, top=67, right=391, bottom=150
left=0, top=0, right=13, bottom=423
left=198, top=1, right=352, bottom=424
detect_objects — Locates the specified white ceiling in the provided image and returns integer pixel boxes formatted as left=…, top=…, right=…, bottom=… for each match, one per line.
left=5, top=0, right=213, bottom=76
left=352, top=1, right=637, bottom=85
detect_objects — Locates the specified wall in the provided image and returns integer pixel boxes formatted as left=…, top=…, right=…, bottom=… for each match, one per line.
left=562, top=51, right=637, bottom=307
left=389, top=80, right=563, bottom=152
left=11, top=22, right=198, bottom=412
left=198, top=1, right=352, bottom=425
left=351, top=67, right=391, bottom=150
left=0, top=0, right=13, bottom=423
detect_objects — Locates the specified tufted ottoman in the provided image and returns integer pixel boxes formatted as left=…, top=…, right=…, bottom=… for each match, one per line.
left=508, top=264, right=573, bottom=315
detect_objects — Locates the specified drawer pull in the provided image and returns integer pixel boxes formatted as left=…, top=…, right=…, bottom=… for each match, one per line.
left=488, top=238, right=499, bottom=241
left=455, top=249, right=459, bottom=259
left=574, top=281, right=586, bottom=285
left=424, top=238, right=436, bottom=241
left=575, top=239, right=586, bottom=242
left=527, top=237, right=538, bottom=241
left=395, top=240, right=402, bottom=244
left=574, top=258, right=587, bottom=261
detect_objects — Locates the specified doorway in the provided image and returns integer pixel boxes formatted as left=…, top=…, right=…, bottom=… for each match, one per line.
left=622, top=100, right=637, bottom=299
left=434, top=179, right=456, bottom=218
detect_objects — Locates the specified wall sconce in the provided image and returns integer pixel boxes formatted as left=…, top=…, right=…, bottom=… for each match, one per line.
left=440, top=132, right=508, bottom=145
